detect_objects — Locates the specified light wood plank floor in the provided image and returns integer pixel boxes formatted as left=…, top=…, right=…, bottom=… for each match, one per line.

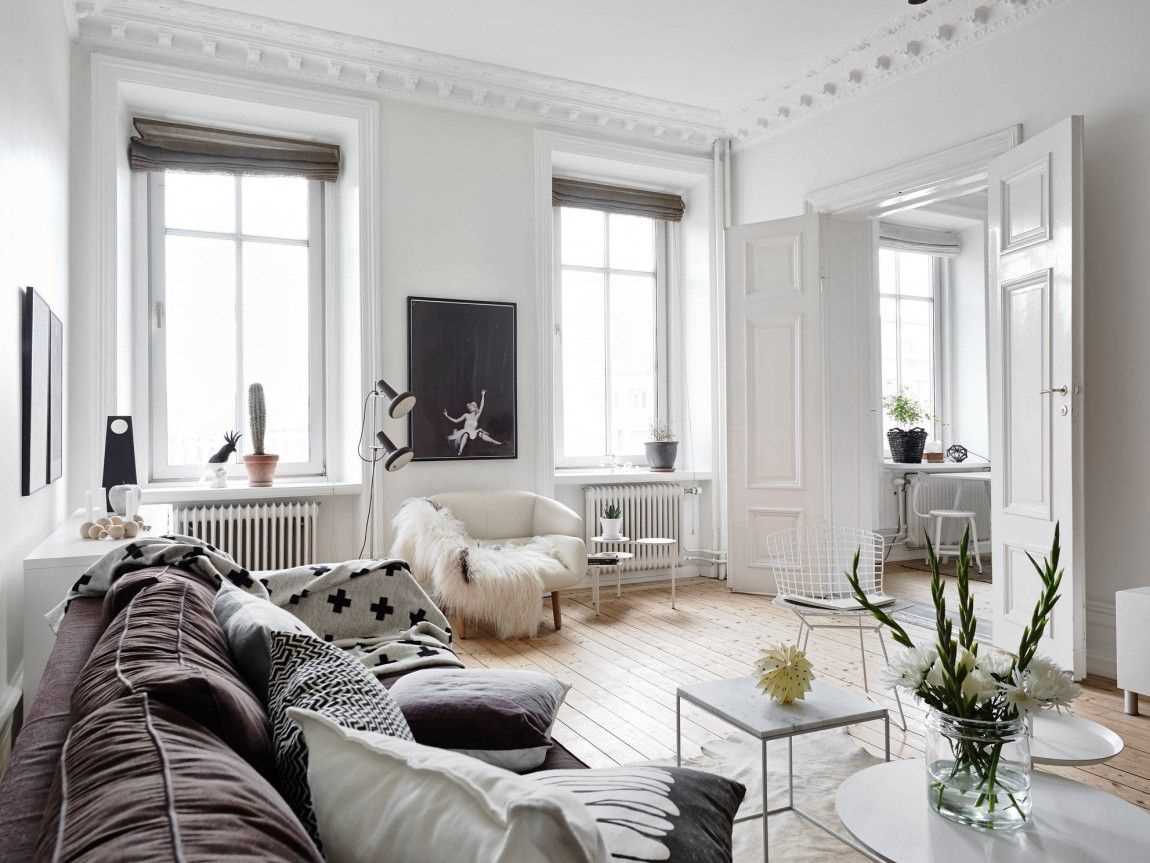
left=454, top=578, right=1150, bottom=812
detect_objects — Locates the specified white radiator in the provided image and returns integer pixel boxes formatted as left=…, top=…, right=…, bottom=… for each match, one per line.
left=583, top=483, right=682, bottom=573
left=907, top=475, right=991, bottom=548
left=171, top=501, right=320, bottom=570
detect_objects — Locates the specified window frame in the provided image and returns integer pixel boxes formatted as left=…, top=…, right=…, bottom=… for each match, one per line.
left=552, top=205, right=670, bottom=468
left=878, top=247, right=946, bottom=446
left=146, top=170, right=327, bottom=481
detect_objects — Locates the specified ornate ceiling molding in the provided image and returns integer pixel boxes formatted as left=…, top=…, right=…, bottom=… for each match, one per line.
left=70, top=0, right=726, bottom=151
left=728, top=0, right=1071, bottom=147
left=70, top=0, right=1069, bottom=152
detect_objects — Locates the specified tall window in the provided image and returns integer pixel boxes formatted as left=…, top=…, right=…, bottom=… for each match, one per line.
left=555, top=207, right=666, bottom=466
left=148, top=170, right=324, bottom=479
left=879, top=248, right=942, bottom=443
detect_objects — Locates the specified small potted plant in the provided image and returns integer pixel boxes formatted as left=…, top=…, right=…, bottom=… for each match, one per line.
left=242, top=383, right=279, bottom=487
left=645, top=421, right=679, bottom=472
left=884, top=390, right=930, bottom=464
left=600, top=503, right=624, bottom=541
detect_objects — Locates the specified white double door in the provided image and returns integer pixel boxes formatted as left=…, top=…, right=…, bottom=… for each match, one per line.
left=726, top=118, right=1085, bottom=676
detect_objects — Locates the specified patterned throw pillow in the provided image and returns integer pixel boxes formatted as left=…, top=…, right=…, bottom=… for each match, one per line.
left=530, top=767, right=745, bottom=863
left=266, top=630, right=414, bottom=844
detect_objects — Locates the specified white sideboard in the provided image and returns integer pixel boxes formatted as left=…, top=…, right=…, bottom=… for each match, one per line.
left=22, top=507, right=170, bottom=704
left=1117, top=586, right=1150, bottom=715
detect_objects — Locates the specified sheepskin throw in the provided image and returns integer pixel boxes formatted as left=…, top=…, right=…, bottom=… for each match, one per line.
left=391, top=498, right=573, bottom=638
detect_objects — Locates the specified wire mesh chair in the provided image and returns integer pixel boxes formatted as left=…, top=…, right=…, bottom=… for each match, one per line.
left=765, top=525, right=907, bottom=729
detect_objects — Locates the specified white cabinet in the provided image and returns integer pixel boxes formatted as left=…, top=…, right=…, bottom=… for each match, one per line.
left=1117, top=587, right=1150, bottom=715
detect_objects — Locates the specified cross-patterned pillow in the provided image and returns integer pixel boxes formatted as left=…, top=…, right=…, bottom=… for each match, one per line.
left=265, top=630, right=414, bottom=845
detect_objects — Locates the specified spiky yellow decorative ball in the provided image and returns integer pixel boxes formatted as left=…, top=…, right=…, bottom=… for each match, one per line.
left=755, top=644, right=814, bottom=704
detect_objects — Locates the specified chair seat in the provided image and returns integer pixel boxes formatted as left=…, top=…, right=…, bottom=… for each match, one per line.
left=928, top=509, right=977, bottom=519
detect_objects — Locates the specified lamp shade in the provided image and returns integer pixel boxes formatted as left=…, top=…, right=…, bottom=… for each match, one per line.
left=375, top=431, right=414, bottom=472
left=376, top=378, right=416, bottom=419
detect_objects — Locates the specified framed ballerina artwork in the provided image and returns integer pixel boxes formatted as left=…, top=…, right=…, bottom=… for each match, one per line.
left=407, top=296, right=517, bottom=461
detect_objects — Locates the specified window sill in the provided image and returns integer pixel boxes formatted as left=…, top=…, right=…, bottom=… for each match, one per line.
left=553, top=468, right=712, bottom=485
left=139, top=479, right=362, bottom=504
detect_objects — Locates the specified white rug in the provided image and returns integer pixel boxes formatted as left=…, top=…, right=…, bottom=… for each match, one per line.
left=648, top=730, right=879, bottom=862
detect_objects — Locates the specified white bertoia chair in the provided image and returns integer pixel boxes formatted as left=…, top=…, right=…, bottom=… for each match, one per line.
left=766, top=525, right=907, bottom=730
left=910, top=476, right=984, bottom=572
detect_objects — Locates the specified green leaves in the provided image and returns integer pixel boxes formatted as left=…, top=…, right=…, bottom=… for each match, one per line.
left=1017, top=522, right=1063, bottom=673
left=844, top=548, right=914, bottom=650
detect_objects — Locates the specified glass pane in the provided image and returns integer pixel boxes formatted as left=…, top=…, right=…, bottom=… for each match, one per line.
left=241, top=175, right=309, bottom=240
left=560, top=269, right=606, bottom=458
left=879, top=248, right=898, bottom=295
left=242, top=242, right=312, bottom=463
left=898, top=299, right=935, bottom=420
left=880, top=297, right=899, bottom=400
left=897, top=252, right=933, bottom=298
left=164, top=171, right=235, bottom=233
left=608, top=214, right=655, bottom=272
left=560, top=207, right=604, bottom=268
left=163, top=235, right=236, bottom=466
left=608, top=274, right=656, bottom=456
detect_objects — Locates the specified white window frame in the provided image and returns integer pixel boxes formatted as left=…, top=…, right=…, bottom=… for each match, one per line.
left=879, top=248, right=946, bottom=444
left=552, top=206, right=670, bottom=468
left=146, top=171, right=326, bottom=481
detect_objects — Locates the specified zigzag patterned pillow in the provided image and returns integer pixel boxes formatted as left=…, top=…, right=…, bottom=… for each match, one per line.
left=266, top=630, right=414, bottom=845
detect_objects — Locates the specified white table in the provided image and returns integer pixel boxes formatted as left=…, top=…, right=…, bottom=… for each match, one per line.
left=591, top=534, right=680, bottom=610
left=882, top=461, right=990, bottom=557
left=677, top=677, right=889, bottom=862
left=1030, top=712, right=1124, bottom=766
left=837, top=758, right=1150, bottom=862
left=586, top=549, right=633, bottom=614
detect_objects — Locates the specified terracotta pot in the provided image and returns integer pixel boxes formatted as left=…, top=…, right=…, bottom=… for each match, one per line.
left=243, top=453, right=279, bottom=487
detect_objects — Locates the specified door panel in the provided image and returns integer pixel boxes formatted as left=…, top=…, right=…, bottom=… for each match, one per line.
left=988, top=116, right=1085, bottom=676
left=727, top=214, right=822, bottom=594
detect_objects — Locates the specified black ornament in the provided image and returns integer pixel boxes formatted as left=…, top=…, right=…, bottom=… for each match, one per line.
left=208, top=431, right=242, bottom=463
left=947, top=444, right=969, bottom=463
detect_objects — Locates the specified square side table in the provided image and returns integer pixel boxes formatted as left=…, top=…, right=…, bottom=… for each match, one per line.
left=676, top=677, right=888, bottom=862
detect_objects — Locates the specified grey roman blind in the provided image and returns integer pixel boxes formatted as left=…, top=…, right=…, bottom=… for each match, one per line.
left=552, top=177, right=685, bottom=222
left=128, top=118, right=341, bottom=181
left=879, top=221, right=962, bottom=257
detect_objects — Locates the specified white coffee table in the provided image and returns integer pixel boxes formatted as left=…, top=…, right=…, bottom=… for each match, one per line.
left=677, top=677, right=889, bottom=862
left=1030, top=712, right=1124, bottom=766
left=837, top=758, right=1150, bottom=862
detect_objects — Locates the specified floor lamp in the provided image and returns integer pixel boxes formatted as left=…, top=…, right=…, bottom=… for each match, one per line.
left=360, top=378, right=415, bottom=558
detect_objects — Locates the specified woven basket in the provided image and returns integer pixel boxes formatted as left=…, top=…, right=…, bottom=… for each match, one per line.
left=887, top=427, right=928, bottom=464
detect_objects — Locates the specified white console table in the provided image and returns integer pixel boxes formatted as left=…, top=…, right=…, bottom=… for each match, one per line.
left=1117, top=586, right=1150, bottom=715
left=22, top=507, right=169, bottom=704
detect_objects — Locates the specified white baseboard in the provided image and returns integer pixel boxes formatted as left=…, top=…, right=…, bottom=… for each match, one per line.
left=1086, top=598, right=1117, bottom=680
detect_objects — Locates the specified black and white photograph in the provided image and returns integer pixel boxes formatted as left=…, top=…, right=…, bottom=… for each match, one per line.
left=408, top=297, right=517, bottom=461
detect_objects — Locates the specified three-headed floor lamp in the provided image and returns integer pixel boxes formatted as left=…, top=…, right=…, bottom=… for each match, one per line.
left=359, top=377, right=416, bottom=558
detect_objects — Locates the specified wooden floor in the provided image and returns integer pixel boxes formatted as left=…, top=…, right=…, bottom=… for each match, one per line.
left=455, top=578, right=1150, bottom=812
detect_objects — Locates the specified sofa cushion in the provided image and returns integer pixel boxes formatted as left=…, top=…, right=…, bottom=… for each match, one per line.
left=214, top=580, right=316, bottom=698
left=390, top=668, right=569, bottom=772
left=72, top=572, right=273, bottom=775
left=265, top=630, right=414, bottom=846
left=530, top=766, right=746, bottom=863
left=287, top=707, right=608, bottom=863
left=35, top=693, right=323, bottom=863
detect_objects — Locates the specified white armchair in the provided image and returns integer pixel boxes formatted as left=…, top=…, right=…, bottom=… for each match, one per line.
left=428, top=491, right=586, bottom=634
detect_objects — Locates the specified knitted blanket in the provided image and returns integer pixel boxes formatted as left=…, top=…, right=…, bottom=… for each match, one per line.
left=48, top=535, right=463, bottom=679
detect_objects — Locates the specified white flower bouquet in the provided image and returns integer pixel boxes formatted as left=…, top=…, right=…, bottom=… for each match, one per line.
left=845, top=525, right=1079, bottom=828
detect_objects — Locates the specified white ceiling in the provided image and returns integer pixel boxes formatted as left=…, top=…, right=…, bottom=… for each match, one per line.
left=180, top=0, right=913, bottom=112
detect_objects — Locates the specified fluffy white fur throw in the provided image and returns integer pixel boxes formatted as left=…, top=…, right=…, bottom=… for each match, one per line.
left=390, top=498, right=571, bottom=638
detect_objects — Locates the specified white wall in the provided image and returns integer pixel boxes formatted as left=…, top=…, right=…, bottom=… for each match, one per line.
left=949, top=225, right=989, bottom=458
left=0, top=0, right=71, bottom=687
left=733, top=0, right=1149, bottom=674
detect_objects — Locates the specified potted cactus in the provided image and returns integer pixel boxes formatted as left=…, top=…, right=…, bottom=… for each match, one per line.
left=242, top=383, right=279, bottom=487
left=599, top=503, right=624, bottom=541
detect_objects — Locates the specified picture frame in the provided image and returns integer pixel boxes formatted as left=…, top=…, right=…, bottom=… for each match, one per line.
left=21, top=287, right=51, bottom=496
left=407, top=297, right=518, bottom=461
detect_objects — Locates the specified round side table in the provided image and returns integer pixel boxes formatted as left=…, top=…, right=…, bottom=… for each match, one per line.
left=836, top=758, right=1150, bottom=862
left=1030, top=712, right=1125, bottom=766
left=633, top=536, right=679, bottom=609
left=590, top=536, right=632, bottom=614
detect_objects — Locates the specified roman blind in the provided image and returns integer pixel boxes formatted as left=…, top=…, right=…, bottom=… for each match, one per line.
left=878, top=221, right=962, bottom=257
left=128, top=118, right=341, bottom=181
left=552, top=177, right=685, bottom=222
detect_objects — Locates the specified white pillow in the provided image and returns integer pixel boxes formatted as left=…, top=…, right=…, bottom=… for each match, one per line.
left=287, top=707, right=608, bottom=863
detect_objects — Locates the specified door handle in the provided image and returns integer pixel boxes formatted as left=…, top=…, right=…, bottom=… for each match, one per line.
left=1040, top=386, right=1069, bottom=396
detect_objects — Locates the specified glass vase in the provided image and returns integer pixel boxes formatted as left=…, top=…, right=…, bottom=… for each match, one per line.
left=924, top=709, right=1032, bottom=830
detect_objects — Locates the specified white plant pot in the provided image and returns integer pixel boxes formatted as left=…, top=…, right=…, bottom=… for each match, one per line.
left=599, top=517, right=623, bottom=541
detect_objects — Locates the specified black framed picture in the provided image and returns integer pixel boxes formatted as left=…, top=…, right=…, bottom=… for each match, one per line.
left=21, top=287, right=51, bottom=496
left=408, top=297, right=517, bottom=461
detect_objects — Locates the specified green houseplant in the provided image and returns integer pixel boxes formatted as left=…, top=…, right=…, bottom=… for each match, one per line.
left=884, top=390, right=930, bottom=464
left=645, top=421, right=679, bottom=472
left=599, top=502, right=624, bottom=541
left=242, top=383, right=279, bottom=487
left=846, top=525, right=1078, bottom=830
